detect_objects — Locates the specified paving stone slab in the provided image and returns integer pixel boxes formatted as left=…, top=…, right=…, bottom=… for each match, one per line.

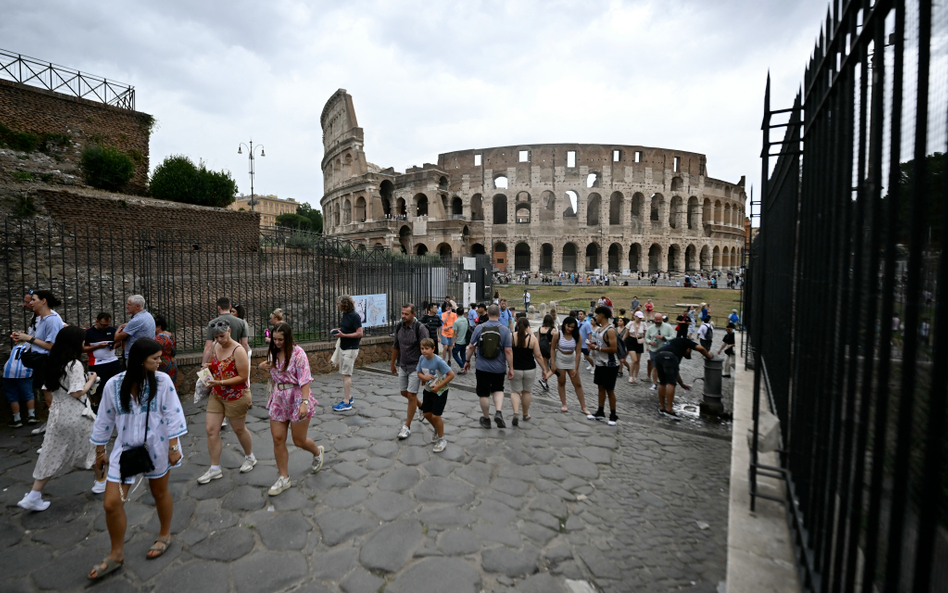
left=517, top=572, right=569, bottom=593
left=20, top=496, right=87, bottom=529
left=187, top=476, right=235, bottom=500
left=365, top=457, right=394, bottom=471
left=222, top=485, right=266, bottom=512
left=481, top=544, right=540, bottom=577
left=413, top=476, right=474, bottom=504
left=233, top=550, right=309, bottom=593
left=270, top=486, right=312, bottom=511
left=576, top=548, right=623, bottom=580
left=578, top=446, right=613, bottom=465
left=153, top=559, right=230, bottom=593
left=339, top=567, right=385, bottom=593
left=343, top=416, right=373, bottom=427
left=473, top=522, right=522, bottom=547
left=490, top=477, right=531, bottom=497
left=364, top=491, right=416, bottom=521
left=314, top=510, right=375, bottom=546
left=356, top=426, right=394, bottom=440
left=305, top=470, right=350, bottom=492
left=520, top=522, right=559, bottom=546
left=323, top=485, right=369, bottom=509
left=29, top=544, right=95, bottom=589
left=377, top=467, right=420, bottom=492
left=557, top=458, right=599, bottom=480
left=332, top=462, right=369, bottom=482
left=359, top=519, right=422, bottom=572
left=256, top=512, right=311, bottom=550
left=189, top=525, right=255, bottom=561
left=122, top=532, right=185, bottom=582
left=386, top=557, right=482, bottom=593
left=454, top=461, right=493, bottom=486
left=473, top=499, right=518, bottom=525
left=334, top=437, right=371, bottom=452
left=437, top=528, right=480, bottom=555
left=368, top=441, right=399, bottom=458
left=415, top=507, right=476, bottom=527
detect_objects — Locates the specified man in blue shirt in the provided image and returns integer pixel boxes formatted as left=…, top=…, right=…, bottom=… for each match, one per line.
left=464, top=305, right=514, bottom=429
left=114, top=294, right=155, bottom=360
left=498, top=299, right=514, bottom=330
left=577, top=310, right=595, bottom=373
left=4, top=292, right=38, bottom=427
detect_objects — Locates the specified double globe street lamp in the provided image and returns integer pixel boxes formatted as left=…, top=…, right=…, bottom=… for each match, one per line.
left=237, top=139, right=265, bottom=211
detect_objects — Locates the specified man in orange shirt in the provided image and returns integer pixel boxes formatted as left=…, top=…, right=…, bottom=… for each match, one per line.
left=440, top=302, right=458, bottom=362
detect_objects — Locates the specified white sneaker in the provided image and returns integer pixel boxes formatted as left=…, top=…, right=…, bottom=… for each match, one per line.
left=197, top=467, right=223, bottom=484
left=590, top=367, right=596, bottom=375
left=17, top=493, right=50, bottom=512
left=240, top=456, right=257, bottom=473
left=433, top=438, right=447, bottom=453
left=31, top=423, right=46, bottom=435
left=397, top=425, right=411, bottom=440
left=312, top=445, right=324, bottom=473
left=585, top=365, right=593, bottom=371
left=268, top=476, right=291, bottom=496
left=91, top=479, right=107, bottom=494
left=649, top=384, right=658, bottom=391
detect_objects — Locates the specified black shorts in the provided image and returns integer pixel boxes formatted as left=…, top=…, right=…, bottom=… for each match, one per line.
left=593, top=366, right=619, bottom=390
left=421, top=389, right=448, bottom=416
left=581, top=348, right=590, bottom=356
left=626, top=337, right=643, bottom=354
left=654, top=351, right=680, bottom=385
left=475, top=370, right=506, bottom=398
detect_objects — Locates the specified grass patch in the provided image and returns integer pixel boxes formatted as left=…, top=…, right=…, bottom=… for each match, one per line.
left=0, top=122, right=72, bottom=153
left=11, top=171, right=33, bottom=181
left=13, top=195, right=37, bottom=217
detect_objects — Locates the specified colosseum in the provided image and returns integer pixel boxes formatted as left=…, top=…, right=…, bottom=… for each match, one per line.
left=320, top=89, right=746, bottom=275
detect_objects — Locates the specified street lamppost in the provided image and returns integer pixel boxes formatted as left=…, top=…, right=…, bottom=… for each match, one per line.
left=237, top=139, right=265, bottom=211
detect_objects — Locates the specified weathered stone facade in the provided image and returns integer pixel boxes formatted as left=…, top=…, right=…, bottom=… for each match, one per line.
left=0, top=80, right=152, bottom=193
left=320, top=89, right=746, bottom=274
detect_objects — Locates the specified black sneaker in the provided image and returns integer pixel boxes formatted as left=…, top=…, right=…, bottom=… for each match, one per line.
left=666, top=411, right=681, bottom=422
left=479, top=416, right=492, bottom=429
left=8, top=419, right=23, bottom=429
left=494, top=412, right=506, bottom=428
left=608, top=413, right=618, bottom=426
left=592, top=409, right=606, bottom=422
left=512, top=414, right=519, bottom=427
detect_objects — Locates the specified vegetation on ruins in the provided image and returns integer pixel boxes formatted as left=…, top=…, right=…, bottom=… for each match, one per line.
left=297, top=202, right=323, bottom=233
left=275, top=212, right=312, bottom=230
left=80, top=144, right=136, bottom=191
left=149, top=154, right=237, bottom=208
left=0, top=121, right=72, bottom=154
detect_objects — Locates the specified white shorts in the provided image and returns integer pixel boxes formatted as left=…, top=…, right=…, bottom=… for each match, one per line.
left=339, top=349, right=358, bottom=375
left=510, top=368, right=537, bottom=393
left=398, top=366, right=420, bottom=394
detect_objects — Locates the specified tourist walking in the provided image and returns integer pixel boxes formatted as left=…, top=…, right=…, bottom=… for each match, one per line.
left=627, top=311, right=646, bottom=382
left=615, top=316, right=631, bottom=377
left=201, top=297, right=248, bottom=366
left=260, top=322, right=325, bottom=495
left=265, top=308, right=285, bottom=344
left=5, top=292, right=38, bottom=428
left=509, top=317, right=550, bottom=426
left=198, top=319, right=255, bottom=484
left=114, top=295, right=156, bottom=362
left=653, top=337, right=714, bottom=420
left=698, top=319, right=714, bottom=352
left=17, top=326, right=102, bottom=511
left=464, top=304, right=514, bottom=428
left=153, top=314, right=178, bottom=388
left=577, top=310, right=595, bottom=373
left=549, top=316, right=590, bottom=415
left=331, top=295, right=363, bottom=412
left=718, top=323, right=736, bottom=378
left=536, top=314, right=556, bottom=392
left=645, top=312, right=675, bottom=390
left=83, top=312, right=121, bottom=414
left=589, top=307, right=620, bottom=425
left=88, top=338, right=187, bottom=580
left=391, top=304, right=429, bottom=439
left=416, top=338, right=455, bottom=452
left=450, top=309, right=469, bottom=373
left=440, top=301, right=458, bottom=363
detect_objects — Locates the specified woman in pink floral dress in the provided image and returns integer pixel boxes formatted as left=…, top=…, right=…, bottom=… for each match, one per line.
left=259, top=322, right=325, bottom=496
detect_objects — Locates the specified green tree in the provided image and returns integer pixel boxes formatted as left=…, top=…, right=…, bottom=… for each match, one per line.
left=149, top=155, right=237, bottom=208
left=80, top=144, right=135, bottom=191
left=887, top=152, right=944, bottom=244
left=276, top=213, right=312, bottom=230
left=297, top=202, right=323, bottom=233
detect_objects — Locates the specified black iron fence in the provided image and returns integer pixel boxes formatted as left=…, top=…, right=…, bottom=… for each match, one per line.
left=0, top=49, right=135, bottom=110
left=747, top=0, right=947, bottom=591
left=1, top=217, right=460, bottom=353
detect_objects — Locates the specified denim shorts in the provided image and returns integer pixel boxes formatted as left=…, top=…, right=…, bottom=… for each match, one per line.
left=398, top=366, right=421, bottom=394
left=440, top=335, right=452, bottom=346
left=3, top=377, right=34, bottom=403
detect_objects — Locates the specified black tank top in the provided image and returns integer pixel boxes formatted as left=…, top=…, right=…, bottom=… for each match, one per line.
left=512, top=335, right=537, bottom=370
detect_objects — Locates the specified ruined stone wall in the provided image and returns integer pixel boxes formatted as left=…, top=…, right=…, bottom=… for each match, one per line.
left=0, top=80, right=152, bottom=193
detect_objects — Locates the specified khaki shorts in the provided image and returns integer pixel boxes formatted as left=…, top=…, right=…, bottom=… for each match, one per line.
left=207, top=389, right=252, bottom=418
left=339, top=348, right=359, bottom=375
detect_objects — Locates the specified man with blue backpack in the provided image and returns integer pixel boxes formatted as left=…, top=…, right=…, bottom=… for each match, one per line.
left=464, top=304, right=514, bottom=429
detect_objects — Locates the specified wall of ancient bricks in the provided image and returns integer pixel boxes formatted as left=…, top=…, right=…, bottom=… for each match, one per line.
left=0, top=80, right=152, bottom=193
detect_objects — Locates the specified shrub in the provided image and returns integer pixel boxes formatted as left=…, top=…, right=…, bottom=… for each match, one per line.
left=149, top=155, right=237, bottom=208
left=0, top=123, right=72, bottom=154
left=80, top=144, right=135, bottom=191
left=276, top=213, right=312, bottom=230
left=13, top=195, right=37, bottom=217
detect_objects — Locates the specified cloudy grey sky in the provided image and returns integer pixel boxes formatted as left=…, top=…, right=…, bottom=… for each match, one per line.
left=3, top=0, right=831, bottom=211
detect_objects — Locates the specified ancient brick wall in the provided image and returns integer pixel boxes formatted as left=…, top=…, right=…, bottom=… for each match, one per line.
left=0, top=80, right=152, bottom=193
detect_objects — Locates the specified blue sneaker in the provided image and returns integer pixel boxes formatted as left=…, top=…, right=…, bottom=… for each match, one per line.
left=332, top=401, right=352, bottom=412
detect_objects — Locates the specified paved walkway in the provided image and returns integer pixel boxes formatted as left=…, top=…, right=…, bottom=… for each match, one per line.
left=0, top=337, right=733, bottom=593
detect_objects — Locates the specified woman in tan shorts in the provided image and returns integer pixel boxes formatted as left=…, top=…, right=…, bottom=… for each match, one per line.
left=198, top=319, right=255, bottom=484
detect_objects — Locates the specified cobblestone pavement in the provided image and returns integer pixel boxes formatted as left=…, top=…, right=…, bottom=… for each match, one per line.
left=0, top=335, right=732, bottom=593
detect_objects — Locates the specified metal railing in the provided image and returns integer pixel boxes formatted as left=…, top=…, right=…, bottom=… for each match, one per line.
left=748, top=1, right=947, bottom=591
left=0, top=49, right=135, bottom=110
left=0, top=219, right=459, bottom=353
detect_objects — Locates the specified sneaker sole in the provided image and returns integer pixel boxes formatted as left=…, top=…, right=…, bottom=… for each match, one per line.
left=312, top=446, right=325, bottom=472
left=608, top=421, right=617, bottom=426
left=269, top=482, right=291, bottom=496
left=240, top=460, right=257, bottom=473
left=197, top=473, right=222, bottom=484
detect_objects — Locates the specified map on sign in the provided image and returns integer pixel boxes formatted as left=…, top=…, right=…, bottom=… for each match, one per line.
left=352, top=294, right=387, bottom=327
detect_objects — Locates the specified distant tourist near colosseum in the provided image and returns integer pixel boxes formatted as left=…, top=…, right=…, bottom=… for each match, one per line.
left=321, top=89, right=746, bottom=275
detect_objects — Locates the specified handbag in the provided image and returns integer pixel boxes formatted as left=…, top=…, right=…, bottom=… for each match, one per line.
left=20, top=349, right=47, bottom=370
left=119, top=391, right=155, bottom=480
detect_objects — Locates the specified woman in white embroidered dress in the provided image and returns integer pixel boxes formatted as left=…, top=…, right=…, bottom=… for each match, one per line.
left=88, top=338, right=188, bottom=581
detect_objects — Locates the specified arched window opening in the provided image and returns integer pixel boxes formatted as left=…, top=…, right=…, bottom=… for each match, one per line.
left=540, top=190, right=555, bottom=222
left=493, top=194, right=508, bottom=224
left=608, top=243, right=621, bottom=271
left=650, top=194, right=662, bottom=223
left=700, top=245, right=711, bottom=269
left=514, top=243, right=531, bottom=271
left=648, top=244, right=662, bottom=273
left=414, top=193, right=429, bottom=217
left=494, top=242, right=507, bottom=271
left=671, top=176, right=683, bottom=191
left=703, top=198, right=713, bottom=224
left=686, top=244, right=698, bottom=271
left=437, top=243, right=452, bottom=260
left=380, top=180, right=394, bottom=216
left=344, top=199, right=352, bottom=224
left=494, top=175, right=508, bottom=190
left=669, top=196, right=682, bottom=229
left=471, top=243, right=486, bottom=255
left=712, top=245, right=721, bottom=268
left=668, top=244, right=681, bottom=272
left=471, top=194, right=484, bottom=220
left=540, top=243, right=554, bottom=271
left=354, top=196, right=367, bottom=222
left=416, top=243, right=428, bottom=256
left=687, top=197, right=700, bottom=230
left=451, top=197, right=463, bottom=217
left=586, top=193, right=601, bottom=226
left=586, top=172, right=600, bottom=188
left=585, top=243, right=599, bottom=271
left=395, top=198, right=407, bottom=216
left=564, top=191, right=578, bottom=218
left=516, top=203, right=531, bottom=224
left=609, top=192, right=622, bottom=225
left=439, top=176, right=448, bottom=191
left=629, top=244, right=641, bottom=272
left=562, top=243, right=578, bottom=271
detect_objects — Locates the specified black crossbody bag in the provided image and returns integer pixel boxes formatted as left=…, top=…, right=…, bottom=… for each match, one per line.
left=120, top=390, right=155, bottom=480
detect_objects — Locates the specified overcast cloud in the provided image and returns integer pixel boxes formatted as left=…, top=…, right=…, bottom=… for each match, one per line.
left=3, top=0, right=831, bottom=211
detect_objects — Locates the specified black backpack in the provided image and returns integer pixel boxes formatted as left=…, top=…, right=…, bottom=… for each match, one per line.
left=537, top=329, right=552, bottom=359
left=703, top=324, right=713, bottom=341
left=480, top=324, right=503, bottom=359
